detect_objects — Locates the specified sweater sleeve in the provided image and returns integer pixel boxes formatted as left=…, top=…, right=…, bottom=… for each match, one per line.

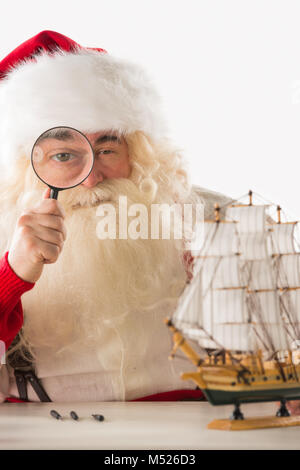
left=0, top=251, right=35, bottom=351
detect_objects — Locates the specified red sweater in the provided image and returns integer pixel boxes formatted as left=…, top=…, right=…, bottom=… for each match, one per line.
left=0, top=252, right=204, bottom=402
left=0, top=252, right=35, bottom=350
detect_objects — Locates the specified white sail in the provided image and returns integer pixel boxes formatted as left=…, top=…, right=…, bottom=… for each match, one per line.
left=172, top=268, right=202, bottom=329
left=195, top=288, right=225, bottom=349
left=246, top=291, right=289, bottom=351
left=202, top=222, right=238, bottom=257
left=275, top=253, right=300, bottom=288
left=226, top=205, right=267, bottom=233
left=211, top=289, right=247, bottom=323
left=281, top=289, right=300, bottom=322
left=226, top=205, right=270, bottom=260
left=269, top=223, right=297, bottom=255
left=249, top=324, right=289, bottom=352
left=202, top=254, right=242, bottom=292
left=184, top=328, right=218, bottom=350
left=280, top=289, right=300, bottom=346
left=238, top=233, right=270, bottom=260
left=213, top=324, right=252, bottom=351
left=172, top=267, right=218, bottom=349
left=208, top=288, right=251, bottom=351
left=244, top=259, right=276, bottom=290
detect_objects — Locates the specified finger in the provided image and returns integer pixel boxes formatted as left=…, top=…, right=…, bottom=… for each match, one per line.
left=20, top=231, right=60, bottom=264
left=31, top=224, right=65, bottom=247
left=36, top=214, right=66, bottom=240
left=43, top=188, right=51, bottom=199
left=19, top=213, right=67, bottom=240
left=32, top=236, right=62, bottom=264
left=32, top=198, right=65, bottom=218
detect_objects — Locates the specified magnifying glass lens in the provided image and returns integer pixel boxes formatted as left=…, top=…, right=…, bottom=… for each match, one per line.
left=31, top=127, right=94, bottom=195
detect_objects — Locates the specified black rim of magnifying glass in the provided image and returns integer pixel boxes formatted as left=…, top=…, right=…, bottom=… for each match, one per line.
left=30, top=125, right=95, bottom=198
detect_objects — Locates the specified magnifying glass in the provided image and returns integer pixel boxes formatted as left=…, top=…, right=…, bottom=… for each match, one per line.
left=31, top=126, right=94, bottom=199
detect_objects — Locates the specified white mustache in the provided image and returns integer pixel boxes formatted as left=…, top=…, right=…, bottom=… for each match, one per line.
left=48, top=180, right=121, bottom=210
left=59, top=177, right=158, bottom=210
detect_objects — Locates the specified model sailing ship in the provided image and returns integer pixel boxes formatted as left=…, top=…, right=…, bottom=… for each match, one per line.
left=166, top=190, right=300, bottom=429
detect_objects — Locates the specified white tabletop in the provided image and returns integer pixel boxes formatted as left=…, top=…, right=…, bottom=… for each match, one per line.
left=0, top=401, right=299, bottom=450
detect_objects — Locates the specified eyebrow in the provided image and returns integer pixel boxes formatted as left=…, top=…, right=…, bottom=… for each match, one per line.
left=94, top=135, right=122, bottom=145
left=37, top=129, right=75, bottom=142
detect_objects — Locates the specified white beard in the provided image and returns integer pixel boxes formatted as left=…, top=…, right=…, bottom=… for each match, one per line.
left=2, top=177, right=188, bottom=359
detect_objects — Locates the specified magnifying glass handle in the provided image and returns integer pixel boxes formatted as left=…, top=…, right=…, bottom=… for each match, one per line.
left=50, top=188, right=59, bottom=199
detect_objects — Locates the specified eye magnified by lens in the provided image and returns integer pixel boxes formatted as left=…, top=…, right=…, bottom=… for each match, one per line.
left=31, top=126, right=95, bottom=199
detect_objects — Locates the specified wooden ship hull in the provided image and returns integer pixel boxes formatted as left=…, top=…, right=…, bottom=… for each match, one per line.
left=166, top=320, right=300, bottom=406
left=192, top=371, right=300, bottom=406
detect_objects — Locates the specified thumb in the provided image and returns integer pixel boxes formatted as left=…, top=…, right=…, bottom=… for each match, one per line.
left=43, top=187, right=51, bottom=199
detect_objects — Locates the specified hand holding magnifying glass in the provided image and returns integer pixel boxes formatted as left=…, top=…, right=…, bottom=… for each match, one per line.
left=8, top=127, right=94, bottom=283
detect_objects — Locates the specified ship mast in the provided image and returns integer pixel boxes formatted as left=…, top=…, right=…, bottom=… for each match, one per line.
left=249, top=190, right=253, bottom=206
left=277, top=205, right=281, bottom=224
left=214, top=203, right=220, bottom=223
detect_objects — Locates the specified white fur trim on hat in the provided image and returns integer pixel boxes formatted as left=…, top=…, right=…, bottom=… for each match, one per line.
left=0, top=48, right=168, bottom=170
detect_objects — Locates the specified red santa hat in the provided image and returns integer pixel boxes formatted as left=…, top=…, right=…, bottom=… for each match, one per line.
left=0, top=31, right=168, bottom=171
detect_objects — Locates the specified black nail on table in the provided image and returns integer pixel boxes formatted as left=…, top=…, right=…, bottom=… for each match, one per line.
left=70, top=411, right=79, bottom=421
left=92, top=414, right=105, bottom=422
left=50, top=409, right=62, bottom=420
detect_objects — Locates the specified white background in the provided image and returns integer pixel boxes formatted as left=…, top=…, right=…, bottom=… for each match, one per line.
left=0, top=0, right=299, bottom=217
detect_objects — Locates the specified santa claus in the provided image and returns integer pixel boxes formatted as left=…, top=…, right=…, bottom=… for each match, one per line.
left=0, top=31, right=233, bottom=404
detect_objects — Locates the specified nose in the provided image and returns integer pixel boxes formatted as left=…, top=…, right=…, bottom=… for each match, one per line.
left=81, top=167, right=104, bottom=188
